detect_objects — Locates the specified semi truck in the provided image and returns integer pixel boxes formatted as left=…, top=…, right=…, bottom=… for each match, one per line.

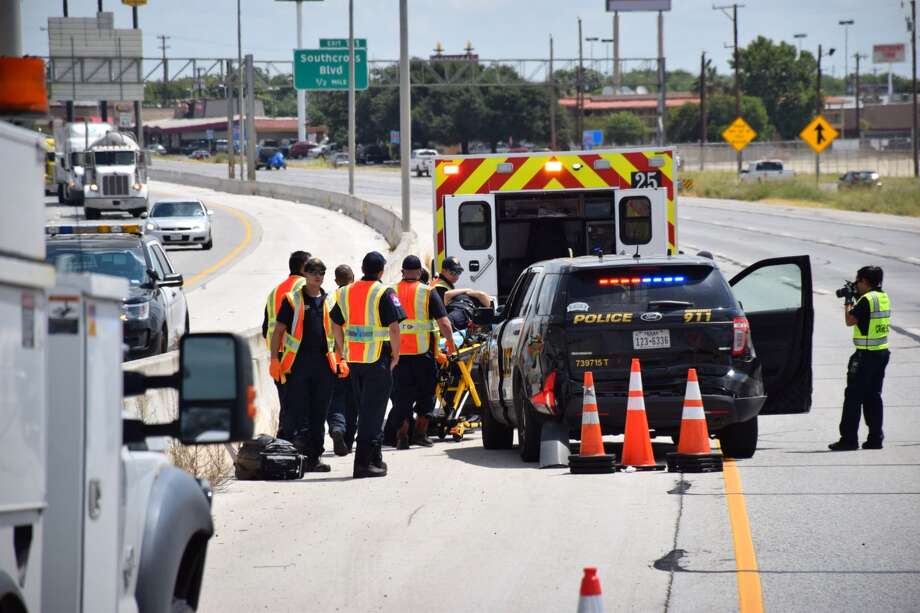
left=1, top=118, right=254, bottom=612
left=52, top=120, right=114, bottom=205
left=82, top=129, right=150, bottom=219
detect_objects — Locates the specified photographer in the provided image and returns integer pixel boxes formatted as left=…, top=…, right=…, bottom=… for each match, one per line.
left=829, top=266, right=891, bottom=451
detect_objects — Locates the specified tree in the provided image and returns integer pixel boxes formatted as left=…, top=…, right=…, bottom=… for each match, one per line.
left=735, top=36, right=817, bottom=139
left=604, top=112, right=647, bottom=145
left=553, top=67, right=606, bottom=95
left=665, top=94, right=770, bottom=143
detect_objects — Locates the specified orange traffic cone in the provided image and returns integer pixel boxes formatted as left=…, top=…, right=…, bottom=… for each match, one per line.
left=576, top=567, right=605, bottom=613
left=667, top=368, right=723, bottom=473
left=569, top=371, right=615, bottom=474
left=619, top=358, right=662, bottom=470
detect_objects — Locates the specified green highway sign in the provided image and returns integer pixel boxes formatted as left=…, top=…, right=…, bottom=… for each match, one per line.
left=293, top=48, right=368, bottom=91
left=319, top=38, right=367, bottom=49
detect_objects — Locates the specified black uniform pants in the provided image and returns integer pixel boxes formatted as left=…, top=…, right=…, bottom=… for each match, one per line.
left=327, top=376, right=357, bottom=447
left=275, top=380, right=291, bottom=440
left=390, top=354, right=437, bottom=424
left=350, top=355, right=393, bottom=448
left=282, top=355, right=335, bottom=460
left=839, top=349, right=890, bottom=444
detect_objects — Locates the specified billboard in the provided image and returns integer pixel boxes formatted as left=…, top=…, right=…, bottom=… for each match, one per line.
left=607, top=0, right=671, bottom=11
left=47, top=13, right=144, bottom=102
left=873, top=44, right=906, bottom=64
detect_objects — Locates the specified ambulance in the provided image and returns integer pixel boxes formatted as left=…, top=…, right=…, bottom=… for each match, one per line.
left=432, top=147, right=678, bottom=304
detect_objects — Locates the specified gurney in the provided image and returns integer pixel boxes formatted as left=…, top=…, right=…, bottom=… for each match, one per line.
left=428, top=329, right=486, bottom=442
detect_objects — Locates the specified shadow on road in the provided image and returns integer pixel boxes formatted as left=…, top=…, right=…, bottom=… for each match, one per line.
left=442, top=440, right=679, bottom=469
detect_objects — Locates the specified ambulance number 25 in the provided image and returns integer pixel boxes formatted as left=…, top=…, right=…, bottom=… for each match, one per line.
left=631, top=171, right=661, bottom=189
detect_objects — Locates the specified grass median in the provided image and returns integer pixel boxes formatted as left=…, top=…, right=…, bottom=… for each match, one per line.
left=681, top=171, right=920, bottom=217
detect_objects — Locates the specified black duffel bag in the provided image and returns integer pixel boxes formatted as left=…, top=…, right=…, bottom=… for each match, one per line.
left=234, top=435, right=303, bottom=480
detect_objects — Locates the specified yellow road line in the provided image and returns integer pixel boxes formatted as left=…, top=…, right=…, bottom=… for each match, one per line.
left=184, top=203, right=253, bottom=288
left=720, top=448, right=764, bottom=613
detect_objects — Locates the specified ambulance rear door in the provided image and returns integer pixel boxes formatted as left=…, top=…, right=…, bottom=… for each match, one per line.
left=444, top=194, right=497, bottom=297
left=614, top=187, right=669, bottom=256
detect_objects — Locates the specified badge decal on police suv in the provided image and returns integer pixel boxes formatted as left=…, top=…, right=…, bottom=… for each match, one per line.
left=567, top=302, right=589, bottom=313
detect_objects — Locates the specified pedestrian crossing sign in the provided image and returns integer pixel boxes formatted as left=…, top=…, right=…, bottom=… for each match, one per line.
left=721, top=117, right=757, bottom=152
left=800, top=115, right=839, bottom=154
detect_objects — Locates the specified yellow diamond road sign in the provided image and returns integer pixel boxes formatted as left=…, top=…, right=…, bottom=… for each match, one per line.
left=721, top=117, right=757, bottom=152
left=800, top=115, right=839, bottom=154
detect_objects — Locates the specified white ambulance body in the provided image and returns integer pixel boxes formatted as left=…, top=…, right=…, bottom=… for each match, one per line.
left=431, top=147, right=679, bottom=304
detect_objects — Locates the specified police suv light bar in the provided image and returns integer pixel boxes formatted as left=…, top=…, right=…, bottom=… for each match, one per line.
left=46, top=223, right=143, bottom=236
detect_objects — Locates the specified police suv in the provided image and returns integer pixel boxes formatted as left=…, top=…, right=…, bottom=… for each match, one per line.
left=478, top=253, right=814, bottom=461
left=45, top=223, right=189, bottom=359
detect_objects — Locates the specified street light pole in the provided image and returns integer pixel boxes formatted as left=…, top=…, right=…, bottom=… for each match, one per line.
left=714, top=3, right=745, bottom=173
left=132, top=5, right=143, bottom=147
left=237, top=0, right=244, bottom=181
left=794, top=33, right=807, bottom=56
left=347, top=0, right=355, bottom=195
left=296, top=0, right=306, bottom=143
left=839, top=19, right=854, bottom=95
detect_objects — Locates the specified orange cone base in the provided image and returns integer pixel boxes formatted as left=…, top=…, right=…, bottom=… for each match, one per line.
left=616, top=461, right=666, bottom=472
left=666, top=452, right=723, bottom=473
left=570, top=453, right=616, bottom=474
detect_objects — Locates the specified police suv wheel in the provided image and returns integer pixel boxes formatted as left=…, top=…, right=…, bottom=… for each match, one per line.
left=481, top=397, right=514, bottom=450
left=515, top=378, right=542, bottom=463
left=718, top=416, right=758, bottom=459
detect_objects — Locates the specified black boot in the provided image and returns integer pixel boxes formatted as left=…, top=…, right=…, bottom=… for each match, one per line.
left=331, top=430, right=349, bottom=456
left=303, top=456, right=331, bottom=472
left=371, top=443, right=388, bottom=474
left=353, top=444, right=386, bottom=479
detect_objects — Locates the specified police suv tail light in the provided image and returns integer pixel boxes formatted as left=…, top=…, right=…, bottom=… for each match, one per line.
left=732, top=316, right=749, bottom=356
left=530, top=370, right=558, bottom=414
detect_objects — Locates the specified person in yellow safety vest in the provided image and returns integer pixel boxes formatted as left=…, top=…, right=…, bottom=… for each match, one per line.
left=269, top=257, right=347, bottom=472
left=389, top=255, right=455, bottom=450
left=330, top=251, right=405, bottom=479
left=326, top=264, right=357, bottom=456
left=829, top=266, right=891, bottom=451
left=261, top=250, right=309, bottom=440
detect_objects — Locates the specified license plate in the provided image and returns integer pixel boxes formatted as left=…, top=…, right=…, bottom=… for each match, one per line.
left=633, top=329, right=670, bottom=350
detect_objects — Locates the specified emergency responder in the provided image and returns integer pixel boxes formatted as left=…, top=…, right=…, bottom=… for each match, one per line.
left=330, top=251, right=405, bottom=478
left=270, top=257, right=344, bottom=471
left=327, top=264, right=357, bottom=456
left=261, top=250, right=309, bottom=441
left=829, top=266, right=891, bottom=451
left=390, top=256, right=455, bottom=449
left=434, top=257, right=491, bottom=330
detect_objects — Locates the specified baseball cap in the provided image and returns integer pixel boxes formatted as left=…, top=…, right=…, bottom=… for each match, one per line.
left=402, top=255, right=422, bottom=270
left=362, top=251, right=386, bottom=275
left=442, top=256, right=464, bottom=274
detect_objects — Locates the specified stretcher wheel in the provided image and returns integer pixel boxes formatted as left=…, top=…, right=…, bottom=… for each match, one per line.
left=438, top=425, right=448, bottom=440
left=452, top=432, right=464, bottom=442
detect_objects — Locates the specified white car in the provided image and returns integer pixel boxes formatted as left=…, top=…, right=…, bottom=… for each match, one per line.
left=739, top=159, right=796, bottom=182
left=144, top=199, right=214, bottom=250
left=410, top=148, right=438, bottom=177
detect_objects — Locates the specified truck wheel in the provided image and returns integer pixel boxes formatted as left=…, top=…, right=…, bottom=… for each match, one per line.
left=159, top=327, right=169, bottom=355
left=515, top=379, right=542, bottom=463
left=85, top=208, right=101, bottom=220
left=57, top=184, right=65, bottom=203
left=131, top=208, right=145, bottom=218
left=718, top=416, right=758, bottom=459
left=170, top=599, right=194, bottom=613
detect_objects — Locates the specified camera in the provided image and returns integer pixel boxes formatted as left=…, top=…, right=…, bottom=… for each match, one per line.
left=835, top=280, right=858, bottom=303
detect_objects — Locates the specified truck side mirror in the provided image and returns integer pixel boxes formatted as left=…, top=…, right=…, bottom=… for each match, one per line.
left=159, top=272, right=184, bottom=288
left=178, top=333, right=255, bottom=444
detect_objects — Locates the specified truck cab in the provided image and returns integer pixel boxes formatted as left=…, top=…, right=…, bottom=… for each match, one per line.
left=82, top=131, right=150, bottom=219
left=53, top=121, right=113, bottom=205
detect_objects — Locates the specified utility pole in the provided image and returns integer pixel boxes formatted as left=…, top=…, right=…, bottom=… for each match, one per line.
left=656, top=10, right=666, bottom=146
left=714, top=3, right=745, bottom=174
left=613, top=11, right=620, bottom=92
left=132, top=5, right=143, bottom=147
left=245, top=54, right=256, bottom=182
left=295, top=0, right=306, bottom=143
left=816, top=44, right=835, bottom=183
left=854, top=52, right=865, bottom=141
left=226, top=59, right=235, bottom=179
left=347, top=0, right=355, bottom=195
left=700, top=51, right=708, bottom=171
left=158, top=34, right=170, bottom=107
left=549, top=35, right=557, bottom=149
left=577, top=17, right=584, bottom=143
left=398, top=0, right=410, bottom=230
left=63, top=0, right=74, bottom=122
left=237, top=0, right=244, bottom=181
left=97, top=0, right=106, bottom=123
left=911, top=0, right=918, bottom=179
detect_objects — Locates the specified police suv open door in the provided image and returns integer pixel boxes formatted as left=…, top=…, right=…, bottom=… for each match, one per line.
left=614, top=187, right=669, bottom=256
left=730, top=255, right=814, bottom=414
left=444, top=195, right=497, bottom=296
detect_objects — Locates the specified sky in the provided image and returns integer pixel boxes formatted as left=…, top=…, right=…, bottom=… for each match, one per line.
left=20, top=0, right=917, bottom=81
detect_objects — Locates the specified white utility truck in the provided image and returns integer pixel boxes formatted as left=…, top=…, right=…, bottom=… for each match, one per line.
left=738, top=159, right=796, bottom=182
left=52, top=120, right=114, bottom=205
left=82, top=130, right=150, bottom=219
left=0, top=120, right=255, bottom=613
